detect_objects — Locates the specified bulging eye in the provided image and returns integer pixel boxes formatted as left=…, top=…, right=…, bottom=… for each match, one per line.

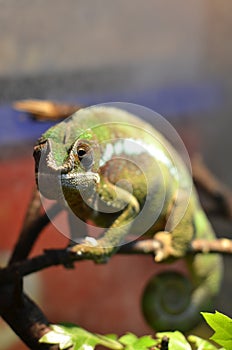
left=77, top=148, right=87, bottom=158
left=77, top=145, right=94, bottom=169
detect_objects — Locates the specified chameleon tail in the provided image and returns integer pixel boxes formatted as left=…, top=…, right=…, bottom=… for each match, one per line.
left=142, top=195, right=223, bottom=332
left=141, top=209, right=223, bottom=332
left=141, top=252, right=223, bottom=332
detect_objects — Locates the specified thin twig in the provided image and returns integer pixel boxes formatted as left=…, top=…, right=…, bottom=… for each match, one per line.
left=1, top=238, right=232, bottom=286
left=13, top=99, right=82, bottom=121
left=0, top=249, right=78, bottom=285
left=120, top=238, right=232, bottom=255
left=192, top=154, right=232, bottom=219
left=191, top=238, right=232, bottom=254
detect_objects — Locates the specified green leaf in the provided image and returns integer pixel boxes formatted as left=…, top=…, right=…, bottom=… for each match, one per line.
left=202, top=311, right=232, bottom=350
left=104, top=334, right=119, bottom=341
left=94, top=334, right=123, bottom=349
left=135, top=335, right=158, bottom=348
left=119, top=332, right=158, bottom=350
left=119, top=333, right=138, bottom=345
left=39, top=323, right=123, bottom=350
left=188, top=335, right=219, bottom=350
left=156, top=331, right=191, bottom=350
left=39, top=326, right=73, bottom=349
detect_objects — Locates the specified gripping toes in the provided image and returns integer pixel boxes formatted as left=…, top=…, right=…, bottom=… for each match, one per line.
left=153, top=231, right=175, bottom=262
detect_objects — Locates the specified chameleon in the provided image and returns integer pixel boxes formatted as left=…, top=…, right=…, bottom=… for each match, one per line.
left=34, top=105, right=223, bottom=331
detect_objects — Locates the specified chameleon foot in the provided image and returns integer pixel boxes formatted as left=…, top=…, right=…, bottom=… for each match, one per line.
left=153, top=231, right=174, bottom=262
left=68, top=237, right=111, bottom=264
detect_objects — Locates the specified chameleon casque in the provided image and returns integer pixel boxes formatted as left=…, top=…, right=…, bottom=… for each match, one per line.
left=34, top=105, right=223, bottom=332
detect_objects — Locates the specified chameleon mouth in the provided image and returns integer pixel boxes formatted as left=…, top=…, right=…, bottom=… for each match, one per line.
left=60, top=171, right=100, bottom=190
left=36, top=171, right=99, bottom=200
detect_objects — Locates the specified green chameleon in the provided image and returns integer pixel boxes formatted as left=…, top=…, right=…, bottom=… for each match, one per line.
left=34, top=105, right=223, bottom=331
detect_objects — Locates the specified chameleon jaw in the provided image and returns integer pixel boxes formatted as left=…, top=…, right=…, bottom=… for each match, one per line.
left=60, top=171, right=100, bottom=190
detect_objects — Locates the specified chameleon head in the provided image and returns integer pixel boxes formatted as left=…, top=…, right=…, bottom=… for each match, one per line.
left=33, top=132, right=100, bottom=201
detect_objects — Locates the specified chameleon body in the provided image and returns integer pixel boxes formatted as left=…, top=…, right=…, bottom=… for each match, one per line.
left=34, top=106, right=223, bottom=331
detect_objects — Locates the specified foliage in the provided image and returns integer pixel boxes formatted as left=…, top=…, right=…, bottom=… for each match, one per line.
left=39, top=311, right=232, bottom=350
left=39, top=324, right=123, bottom=350
left=202, top=311, right=232, bottom=349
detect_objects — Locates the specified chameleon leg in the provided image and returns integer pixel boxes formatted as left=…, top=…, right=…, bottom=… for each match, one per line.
left=69, top=183, right=140, bottom=262
left=153, top=190, right=195, bottom=262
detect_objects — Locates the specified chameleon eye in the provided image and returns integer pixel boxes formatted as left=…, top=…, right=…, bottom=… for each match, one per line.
left=77, top=148, right=87, bottom=158
left=77, top=146, right=94, bottom=169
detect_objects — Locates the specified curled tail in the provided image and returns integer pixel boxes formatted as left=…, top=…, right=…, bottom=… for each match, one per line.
left=141, top=254, right=222, bottom=332
left=142, top=209, right=223, bottom=332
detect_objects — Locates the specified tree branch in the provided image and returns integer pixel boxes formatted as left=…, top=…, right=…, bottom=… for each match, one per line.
left=4, top=190, right=64, bottom=349
left=13, top=99, right=82, bottom=121
left=0, top=284, right=59, bottom=350
left=190, top=238, right=232, bottom=254
left=1, top=237, right=232, bottom=287
left=192, top=154, right=232, bottom=219
left=9, top=195, right=62, bottom=265
left=1, top=235, right=231, bottom=349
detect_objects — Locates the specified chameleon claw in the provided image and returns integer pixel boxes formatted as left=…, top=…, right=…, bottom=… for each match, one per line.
left=67, top=240, right=110, bottom=264
left=154, top=250, right=165, bottom=262
left=68, top=237, right=98, bottom=256
left=67, top=245, right=83, bottom=256
left=153, top=231, right=174, bottom=262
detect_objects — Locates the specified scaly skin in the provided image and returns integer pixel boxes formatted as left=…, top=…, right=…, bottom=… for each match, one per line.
left=34, top=106, right=223, bottom=328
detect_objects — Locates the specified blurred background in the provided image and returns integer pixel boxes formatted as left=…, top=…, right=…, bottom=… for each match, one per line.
left=0, top=1, right=232, bottom=349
